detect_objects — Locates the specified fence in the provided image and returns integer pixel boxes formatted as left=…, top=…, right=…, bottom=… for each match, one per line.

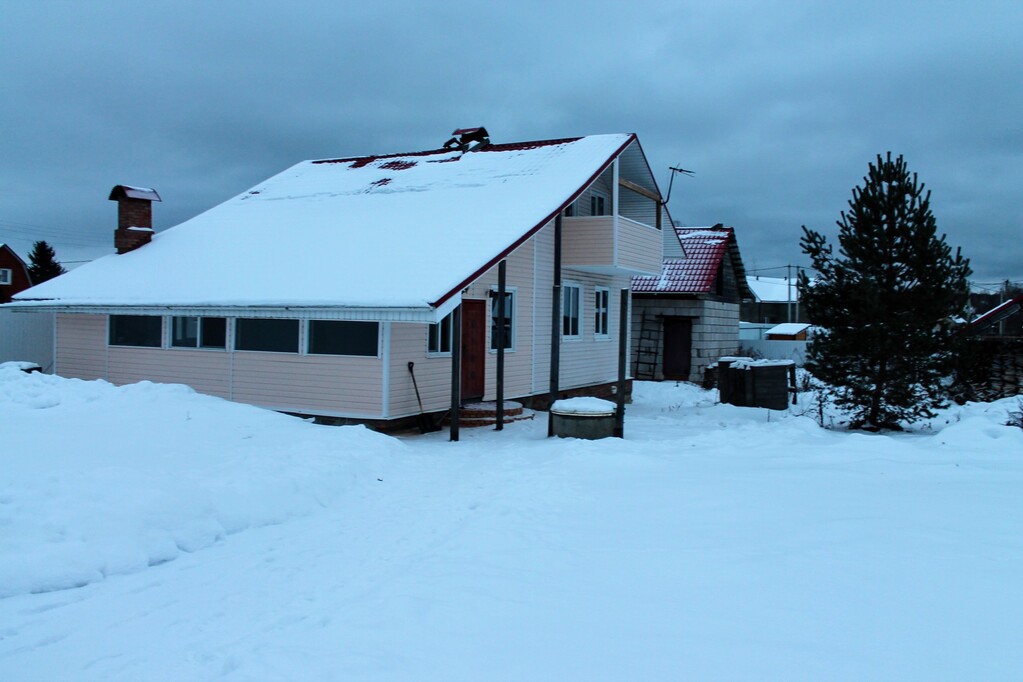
left=737, top=339, right=808, bottom=365
left=0, top=310, right=55, bottom=370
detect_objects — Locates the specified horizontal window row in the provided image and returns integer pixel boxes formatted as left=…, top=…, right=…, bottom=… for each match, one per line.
left=108, top=316, right=379, bottom=357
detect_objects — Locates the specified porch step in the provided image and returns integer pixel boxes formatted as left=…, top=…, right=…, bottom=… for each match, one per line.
left=457, top=400, right=535, bottom=428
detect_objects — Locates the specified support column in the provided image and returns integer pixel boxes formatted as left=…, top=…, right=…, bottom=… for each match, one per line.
left=496, top=259, right=506, bottom=431
left=449, top=304, right=462, bottom=442
left=615, top=288, right=629, bottom=438
left=548, top=214, right=563, bottom=437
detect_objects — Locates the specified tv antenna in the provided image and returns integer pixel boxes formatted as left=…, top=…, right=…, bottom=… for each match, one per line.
left=663, top=165, right=694, bottom=206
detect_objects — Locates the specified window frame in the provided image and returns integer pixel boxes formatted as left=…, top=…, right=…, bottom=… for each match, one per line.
left=489, top=287, right=516, bottom=352
left=594, top=287, right=611, bottom=338
left=590, top=191, right=609, bottom=217
left=0, top=268, right=11, bottom=285
left=234, top=318, right=300, bottom=354
left=307, top=320, right=380, bottom=358
left=562, top=283, right=582, bottom=339
left=108, top=314, right=163, bottom=348
left=427, top=311, right=454, bottom=356
left=170, top=316, right=228, bottom=350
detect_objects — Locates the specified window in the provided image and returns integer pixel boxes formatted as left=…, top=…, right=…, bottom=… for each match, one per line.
left=563, top=203, right=575, bottom=217
left=308, top=320, right=379, bottom=356
left=590, top=191, right=608, bottom=216
left=171, top=317, right=227, bottom=349
left=0, top=269, right=11, bottom=285
left=594, top=288, right=610, bottom=336
left=109, top=315, right=162, bottom=347
left=490, top=290, right=514, bottom=350
left=235, top=318, right=299, bottom=353
left=428, top=312, right=454, bottom=354
left=563, top=284, right=581, bottom=337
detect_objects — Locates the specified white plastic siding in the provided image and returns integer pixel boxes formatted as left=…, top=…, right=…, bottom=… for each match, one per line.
left=562, top=217, right=614, bottom=268
left=55, top=313, right=384, bottom=418
left=231, top=352, right=383, bottom=417
left=56, top=314, right=106, bottom=379
left=559, top=270, right=631, bottom=389
left=0, top=310, right=54, bottom=369
left=617, top=217, right=663, bottom=274
left=108, top=347, right=231, bottom=398
left=388, top=322, right=452, bottom=416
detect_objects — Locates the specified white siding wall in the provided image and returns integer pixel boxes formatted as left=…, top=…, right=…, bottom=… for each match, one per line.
left=232, top=352, right=382, bottom=417
left=55, top=314, right=384, bottom=418
left=56, top=314, right=106, bottom=379
left=108, top=347, right=231, bottom=398
left=560, top=270, right=631, bottom=389
left=562, top=217, right=614, bottom=268
left=617, top=217, right=662, bottom=274
left=531, top=222, right=631, bottom=392
left=0, top=310, right=54, bottom=369
left=388, top=322, right=452, bottom=416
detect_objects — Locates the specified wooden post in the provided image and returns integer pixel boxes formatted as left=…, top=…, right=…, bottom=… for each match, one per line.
left=496, top=260, right=506, bottom=430
left=449, top=304, right=462, bottom=442
left=614, top=288, right=629, bottom=438
left=548, top=214, right=563, bottom=437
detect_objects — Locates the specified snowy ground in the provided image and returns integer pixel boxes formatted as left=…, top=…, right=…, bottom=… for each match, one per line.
left=1, top=364, right=1021, bottom=681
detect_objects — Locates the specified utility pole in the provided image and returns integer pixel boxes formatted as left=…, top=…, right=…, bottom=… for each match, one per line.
left=787, top=264, right=793, bottom=323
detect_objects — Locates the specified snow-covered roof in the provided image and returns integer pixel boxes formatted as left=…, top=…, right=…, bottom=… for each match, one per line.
left=747, top=276, right=799, bottom=303
left=14, top=135, right=634, bottom=315
left=766, top=322, right=811, bottom=336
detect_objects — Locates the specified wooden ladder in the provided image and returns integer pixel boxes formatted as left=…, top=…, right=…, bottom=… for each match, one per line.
left=634, top=310, right=661, bottom=380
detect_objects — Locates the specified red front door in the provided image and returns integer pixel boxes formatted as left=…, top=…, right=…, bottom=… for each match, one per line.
left=461, top=300, right=486, bottom=401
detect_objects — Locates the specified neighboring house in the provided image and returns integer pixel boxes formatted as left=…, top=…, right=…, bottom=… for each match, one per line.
left=741, top=275, right=808, bottom=324
left=0, top=244, right=33, bottom=303
left=10, top=130, right=669, bottom=429
left=631, top=225, right=752, bottom=383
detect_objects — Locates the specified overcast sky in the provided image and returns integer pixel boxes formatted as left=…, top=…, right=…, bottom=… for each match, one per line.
left=2, top=1, right=1020, bottom=287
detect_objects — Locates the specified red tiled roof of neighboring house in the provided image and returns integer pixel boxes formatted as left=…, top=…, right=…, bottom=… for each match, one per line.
left=633, top=226, right=736, bottom=293
left=969, top=295, right=1023, bottom=331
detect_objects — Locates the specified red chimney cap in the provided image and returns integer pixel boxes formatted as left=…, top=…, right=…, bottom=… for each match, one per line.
left=109, top=185, right=162, bottom=202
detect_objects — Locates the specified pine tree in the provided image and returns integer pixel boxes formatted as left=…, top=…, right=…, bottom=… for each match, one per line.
left=27, top=240, right=66, bottom=285
left=797, top=153, right=971, bottom=430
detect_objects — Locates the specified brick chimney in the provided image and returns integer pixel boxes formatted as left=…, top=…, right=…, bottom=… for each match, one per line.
left=109, top=185, right=161, bottom=254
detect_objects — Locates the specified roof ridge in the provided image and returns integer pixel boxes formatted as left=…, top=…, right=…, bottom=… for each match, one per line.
left=311, top=135, right=588, bottom=166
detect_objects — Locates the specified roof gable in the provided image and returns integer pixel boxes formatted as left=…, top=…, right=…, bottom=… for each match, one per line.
left=16, top=134, right=636, bottom=313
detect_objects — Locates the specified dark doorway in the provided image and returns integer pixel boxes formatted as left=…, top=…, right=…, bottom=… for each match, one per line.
left=662, top=317, right=693, bottom=380
left=461, top=299, right=486, bottom=401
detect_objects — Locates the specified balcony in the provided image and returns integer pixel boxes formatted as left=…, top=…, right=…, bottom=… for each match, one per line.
left=562, top=216, right=662, bottom=276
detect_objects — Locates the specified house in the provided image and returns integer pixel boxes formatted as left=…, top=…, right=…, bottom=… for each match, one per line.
left=741, top=275, right=808, bottom=324
left=10, top=130, right=669, bottom=431
left=0, top=244, right=32, bottom=304
left=631, top=225, right=752, bottom=383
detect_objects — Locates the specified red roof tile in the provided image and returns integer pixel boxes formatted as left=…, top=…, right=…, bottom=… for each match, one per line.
left=632, top=227, right=732, bottom=293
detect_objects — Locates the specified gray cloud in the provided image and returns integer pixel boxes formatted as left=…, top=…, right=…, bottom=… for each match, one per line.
left=2, top=0, right=1019, bottom=283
